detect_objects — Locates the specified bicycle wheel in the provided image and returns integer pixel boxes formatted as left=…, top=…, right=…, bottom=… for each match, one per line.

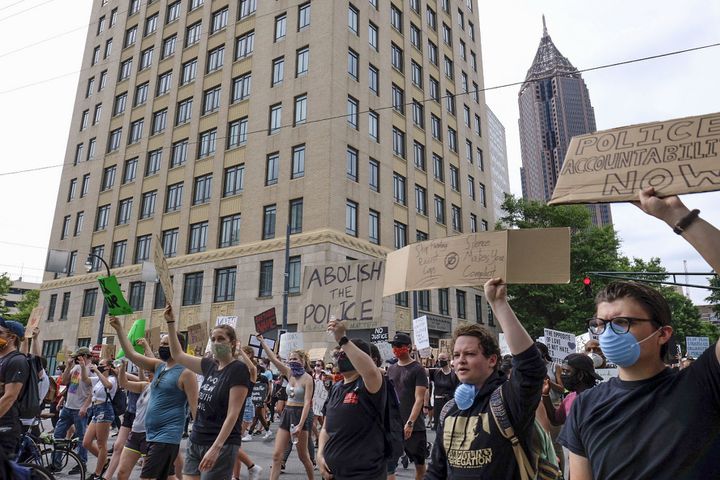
left=40, top=448, right=85, bottom=480
left=19, top=463, right=55, bottom=480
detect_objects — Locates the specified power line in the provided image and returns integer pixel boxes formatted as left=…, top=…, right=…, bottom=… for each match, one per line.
left=0, top=39, right=718, bottom=178
left=0, top=1, right=28, bottom=13
left=0, top=0, right=57, bottom=24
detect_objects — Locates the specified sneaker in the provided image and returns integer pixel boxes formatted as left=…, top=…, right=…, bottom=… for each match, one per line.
left=262, top=430, right=273, bottom=439
left=248, top=464, right=263, bottom=480
left=68, top=463, right=86, bottom=475
left=242, top=433, right=253, bottom=442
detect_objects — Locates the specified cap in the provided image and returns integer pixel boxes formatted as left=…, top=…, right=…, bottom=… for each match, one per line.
left=535, top=341, right=552, bottom=362
left=563, top=353, right=602, bottom=381
left=389, top=332, right=412, bottom=346
left=72, top=347, right=92, bottom=357
left=0, top=317, right=25, bottom=339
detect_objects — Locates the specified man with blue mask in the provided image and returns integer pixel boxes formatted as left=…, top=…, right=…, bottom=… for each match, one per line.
left=559, top=187, right=720, bottom=479
left=425, top=278, right=546, bottom=480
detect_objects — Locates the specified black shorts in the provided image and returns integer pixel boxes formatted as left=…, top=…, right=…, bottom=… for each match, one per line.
left=121, top=412, right=136, bottom=429
left=403, top=430, right=428, bottom=465
left=141, top=441, right=178, bottom=479
left=279, top=405, right=313, bottom=432
left=124, top=431, right=148, bottom=456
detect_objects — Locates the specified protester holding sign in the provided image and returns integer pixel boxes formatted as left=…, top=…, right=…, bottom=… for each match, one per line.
left=257, top=334, right=315, bottom=480
left=164, top=306, right=251, bottom=480
left=110, top=315, right=198, bottom=480
left=425, top=278, right=546, bottom=480
left=558, top=188, right=720, bottom=479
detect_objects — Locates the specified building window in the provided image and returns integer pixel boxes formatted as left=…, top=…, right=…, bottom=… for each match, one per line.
left=232, top=73, right=252, bottom=102
left=61, top=216, right=71, bottom=239
left=135, top=234, right=151, bottom=263
left=413, top=142, right=426, bottom=171
left=134, top=82, right=149, bottom=106
left=117, top=197, right=133, bottom=225
left=410, top=23, right=421, bottom=49
left=95, top=204, right=110, bottom=231
left=269, top=103, right=282, bottom=134
left=368, top=158, right=379, bottom=192
left=74, top=212, right=84, bottom=236
left=437, top=288, right=449, bottom=315
left=118, top=59, right=132, bottom=80
left=128, top=282, right=145, bottom=311
left=368, top=64, right=378, bottom=94
left=450, top=165, right=459, bottom=191
left=87, top=139, right=96, bottom=161
left=442, top=22, right=452, bottom=45
left=186, top=22, right=202, bottom=46
left=412, top=101, right=424, bottom=128
left=391, top=5, right=402, bottom=31
left=176, top=98, right=193, bottom=125
left=265, top=153, right=279, bottom=185
left=111, top=240, right=127, bottom=267
left=203, top=86, right=221, bottom=114
left=171, top=140, right=188, bottom=167
left=470, top=213, right=478, bottom=233
left=86, top=77, right=95, bottom=97
left=193, top=174, right=212, bottom=204
left=392, top=84, right=404, bottom=114
left=369, top=209, right=380, bottom=244
left=368, top=22, right=378, bottom=50
left=67, top=178, right=77, bottom=202
left=429, top=76, right=440, bottom=102
left=183, top=272, right=203, bottom=306
left=151, top=110, right=167, bottom=135
left=289, top=198, right=303, bottom=234
left=415, top=185, right=427, bottom=215
left=418, top=290, right=430, bottom=311
left=165, top=182, right=183, bottom=212
left=207, top=45, right=225, bottom=73
left=347, top=48, right=359, bottom=80
left=198, top=129, right=217, bottom=158
left=446, top=91, right=456, bottom=115
left=59, top=292, right=71, bottom=320
left=448, top=127, right=458, bottom=152
left=395, top=292, right=408, bottom=307
left=47, top=294, right=57, bottom=321
left=263, top=204, right=276, bottom=239
left=479, top=182, right=487, bottom=207
left=214, top=268, right=236, bottom=302
left=189, top=0, right=203, bottom=11
left=219, top=214, right=241, bottom=248
left=227, top=117, right=248, bottom=148
left=294, top=94, right=307, bottom=125
left=456, top=290, right=467, bottom=318
left=481, top=219, right=489, bottom=231
left=167, top=1, right=181, bottom=23
left=223, top=164, right=245, bottom=196
left=81, top=174, right=90, bottom=197
left=128, top=119, right=144, bottom=144
left=113, top=92, right=127, bottom=116
left=239, top=0, right=257, bottom=18
left=291, top=144, right=305, bottom=179
left=145, top=13, right=158, bottom=36
left=272, top=56, right=284, bottom=86
left=475, top=295, right=484, bottom=323
left=393, top=221, right=407, bottom=248
left=298, top=2, right=311, bottom=30
left=139, top=47, right=154, bottom=70
left=435, top=195, right=445, bottom=224
left=235, top=31, right=255, bottom=59
left=369, top=110, right=379, bottom=142
left=288, top=256, right=302, bottom=294
left=296, top=46, right=309, bottom=76
left=123, top=157, right=138, bottom=183
left=162, top=228, right=178, bottom=257
left=211, top=7, right=229, bottom=33
left=411, top=61, right=423, bottom=88
left=124, top=26, right=137, bottom=47
left=346, top=200, right=358, bottom=236
left=468, top=175, right=476, bottom=200
left=154, top=281, right=168, bottom=309
left=392, top=127, right=405, bottom=158
left=451, top=204, right=462, bottom=232
left=346, top=146, right=358, bottom=181
left=75, top=144, right=84, bottom=164
left=348, top=5, right=358, bottom=34
left=101, top=165, right=116, bottom=191
left=347, top=96, right=358, bottom=129
left=188, top=222, right=208, bottom=253
left=140, top=190, right=157, bottom=219
left=393, top=173, right=406, bottom=205
left=162, top=34, right=177, bottom=58
left=259, top=261, right=273, bottom=297
left=391, top=43, right=403, bottom=72
left=181, top=58, right=197, bottom=84
left=477, top=148, right=484, bottom=171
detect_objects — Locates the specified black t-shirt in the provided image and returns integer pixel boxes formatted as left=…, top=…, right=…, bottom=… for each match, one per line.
left=192, top=358, right=251, bottom=445
left=0, top=351, right=29, bottom=434
left=251, top=376, right=269, bottom=407
left=559, top=346, right=720, bottom=479
left=323, top=376, right=387, bottom=479
left=430, top=368, right=459, bottom=397
left=425, top=345, right=546, bottom=480
left=387, top=361, right=428, bottom=432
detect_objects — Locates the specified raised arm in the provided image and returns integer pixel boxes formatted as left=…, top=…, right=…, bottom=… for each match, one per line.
left=256, top=334, right=291, bottom=379
left=327, top=319, right=382, bottom=393
left=108, top=316, right=162, bottom=372
left=236, top=347, right=258, bottom=380
left=135, top=338, right=156, bottom=359
left=118, top=361, right=147, bottom=394
left=164, top=305, right=203, bottom=375
left=89, top=363, right=113, bottom=389
left=484, top=278, right=534, bottom=354
left=30, top=327, right=41, bottom=357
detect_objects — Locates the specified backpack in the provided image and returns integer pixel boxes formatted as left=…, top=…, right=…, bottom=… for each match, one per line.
left=2, top=352, right=42, bottom=419
left=105, top=384, right=127, bottom=417
left=340, top=376, right=404, bottom=460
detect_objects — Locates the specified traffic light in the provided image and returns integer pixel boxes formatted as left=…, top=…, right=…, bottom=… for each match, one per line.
left=583, top=276, right=592, bottom=298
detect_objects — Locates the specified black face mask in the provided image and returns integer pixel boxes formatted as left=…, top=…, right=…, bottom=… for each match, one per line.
left=338, top=357, right=355, bottom=373
left=98, top=366, right=107, bottom=374
left=158, top=346, right=172, bottom=361
left=561, top=373, right=580, bottom=392
left=438, top=360, right=448, bottom=368
left=324, top=380, right=333, bottom=389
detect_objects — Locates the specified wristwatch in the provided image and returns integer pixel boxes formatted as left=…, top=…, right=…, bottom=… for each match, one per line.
left=406, top=420, right=414, bottom=427
left=338, top=336, right=349, bottom=347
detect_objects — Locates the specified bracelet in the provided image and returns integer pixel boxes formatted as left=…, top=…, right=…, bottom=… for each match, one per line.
left=338, top=336, right=349, bottom=347
left=673, top=209, right=700, bottom=235
left=166, top=321, right=175, bottom=324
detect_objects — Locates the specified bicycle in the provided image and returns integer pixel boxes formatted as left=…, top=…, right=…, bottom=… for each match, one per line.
left=17, top=431, right=86, bottom=480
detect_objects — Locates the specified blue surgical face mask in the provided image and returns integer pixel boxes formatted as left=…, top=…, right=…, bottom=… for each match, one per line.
left=454, top=383, right=478, bottom=410
left=599, top=325, right=661, bottom=368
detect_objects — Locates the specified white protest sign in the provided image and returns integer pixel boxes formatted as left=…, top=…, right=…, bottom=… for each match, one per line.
left=412, top=316, right=430, bottom=350
left=575, top=332, right=599, bottom=353
left=686, top=336, right=710, bottom=358
left=595, top=368, right=619, bottom=382
left=419, top=347, right=432, bottom=358
left=279, top=332, right=304, bottom=360
left=216, top=316, right=238, bottom=328
left=498, top=333, right=510, bottom=356
left=543, top=328, right=576, bottom=363
left=312, top=379, right=329, bottom=416
left=375, top=341, right=395, bottom=361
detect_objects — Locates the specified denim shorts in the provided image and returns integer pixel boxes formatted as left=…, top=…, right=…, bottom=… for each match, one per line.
left=89, top=402, right=115, bottom=424
left=243, top=400, right=255, bottom=422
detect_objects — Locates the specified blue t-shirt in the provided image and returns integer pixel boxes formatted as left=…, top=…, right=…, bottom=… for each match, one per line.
left=145, top=363, right=188, bottom=444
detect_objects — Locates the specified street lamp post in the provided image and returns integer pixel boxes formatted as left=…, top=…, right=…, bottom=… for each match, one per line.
left=85, top=254, right=111, bottom=345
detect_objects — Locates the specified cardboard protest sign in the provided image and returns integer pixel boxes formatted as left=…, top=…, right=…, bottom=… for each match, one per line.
left=375, top=341, right=395, bottom=361
left=117, top=318, right=146, bottom=358
left=418, top=346, right=432, bottom=358
left=498, top=333, right=510, bottom=356
left=145, top=326, right=161, bottom=351
left=254, top=308, right=277, bottom=335
left=278, top=332, right=303, bottom=359
left=543, top=328, right=576, bottom=363
left=307, top=347, right=328, bottom=362
left=383, top=228, right=570, bottom=296
left=187, top=323, right=208, bottom=356
left=413, top=316, right=430, bottom=350
left=302, top=260, right=385, bottom=332
left=97, top=276, right=133, bottom=316
left=100, top=343, right=116, bottom=359
left=686, top=336, right=710, bottom=358
left=153, top=234, right=174, bottom=303
left=550, top=112, right=720, bottom=205
left=56, top=350, right=67, bottom=363
left=438, top=339, right=452, bottom=355
left=25, top=306, right=45, bottom=338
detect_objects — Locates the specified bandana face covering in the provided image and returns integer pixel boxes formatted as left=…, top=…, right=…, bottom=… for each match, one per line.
left=392, top=346, right=410, bottom=358
left=288, top=361, right=305, bottom=377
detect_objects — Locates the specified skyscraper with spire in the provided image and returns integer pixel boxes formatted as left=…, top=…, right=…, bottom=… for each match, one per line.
left=518, top=17, right=612, bottom=226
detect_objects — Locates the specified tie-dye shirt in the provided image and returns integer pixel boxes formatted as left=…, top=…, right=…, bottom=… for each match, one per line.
left=65, top=365, right=92, bottom=409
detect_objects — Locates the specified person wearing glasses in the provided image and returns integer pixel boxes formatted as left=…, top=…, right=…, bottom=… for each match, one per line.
left=558, top=187, right=720, bottom=479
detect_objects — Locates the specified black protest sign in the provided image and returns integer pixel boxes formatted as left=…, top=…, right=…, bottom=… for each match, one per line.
left=254, top=308, right=277, bottom=335
left=97, top=276, right=133, bottom=316
left=251, top=382, right=269, bottom=406
left=370, top=326, right=389, bottom=343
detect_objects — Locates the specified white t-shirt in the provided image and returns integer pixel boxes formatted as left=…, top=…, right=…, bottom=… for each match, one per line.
left=64, top=365, right=92, bottom=410
left=91, top=375, right=118, bottom=402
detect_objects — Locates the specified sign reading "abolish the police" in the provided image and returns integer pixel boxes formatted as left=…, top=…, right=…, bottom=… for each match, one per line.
left=550, top=112, right=720, bottom=204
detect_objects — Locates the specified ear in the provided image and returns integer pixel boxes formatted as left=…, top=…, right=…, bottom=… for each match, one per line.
left=658, top=325, right=673, bottom=344
left=487, top=353, right=498, bottom=369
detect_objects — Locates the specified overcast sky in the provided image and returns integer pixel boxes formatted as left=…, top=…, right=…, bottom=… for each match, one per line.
left=0, top=0, right=718, bottom=303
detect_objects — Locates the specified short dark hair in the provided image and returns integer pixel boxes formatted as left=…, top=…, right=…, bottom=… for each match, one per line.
left=595, top=281, right=671, bottom=359
left=452, top=324, right=501, bottom=371
left=369, top=343, right=382, bottom=367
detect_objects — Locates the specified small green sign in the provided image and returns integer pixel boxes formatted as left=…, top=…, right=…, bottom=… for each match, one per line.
left=97, top=275, right=134, bottom=316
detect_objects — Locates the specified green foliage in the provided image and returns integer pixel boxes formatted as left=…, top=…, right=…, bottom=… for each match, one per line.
left=6, top=289, right=39, bottom=325
left=0, top=274, right=11, bottom=316
left=496, top=195, right=720, bottom=343
left=704, top=275, right=720, bottom=316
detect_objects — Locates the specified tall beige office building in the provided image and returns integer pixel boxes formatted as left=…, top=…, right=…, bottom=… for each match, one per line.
left=38, top=0, right=497, bottom=366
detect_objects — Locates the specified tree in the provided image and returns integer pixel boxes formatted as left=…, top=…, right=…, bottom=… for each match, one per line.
left=0, top=274, right=11, bottom=316
left=704, top=275, right=720, bottom=316
left=7, top=289, right=39, bottom=325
